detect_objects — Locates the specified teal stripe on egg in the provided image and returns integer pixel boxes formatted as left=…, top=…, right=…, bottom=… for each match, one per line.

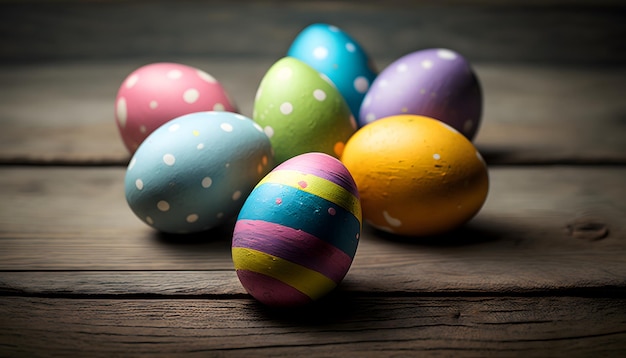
left=237, top=182, right=360, bottom=258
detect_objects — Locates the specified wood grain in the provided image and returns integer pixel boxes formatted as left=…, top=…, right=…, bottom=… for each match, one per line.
left=1, top=296, right=625, bottom=357
left=1, top=167, right=624, bottom=293
left=1, top=62, right=624, bottom=165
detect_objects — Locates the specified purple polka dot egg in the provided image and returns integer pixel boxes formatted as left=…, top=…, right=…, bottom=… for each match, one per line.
left=232, top=152, right=362, bottom=307
left=359, top=48, right=482, bottom=139
left=125, top=111, right=274, bottom=234
left=115, top=62, right=238, bottom=153
left=287, top=23, right=377, bottom=118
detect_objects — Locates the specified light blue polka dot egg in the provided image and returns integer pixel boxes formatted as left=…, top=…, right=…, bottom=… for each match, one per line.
left=287, top=23, right=377, bottom=119
left=125, top=111, right=274, bottom=234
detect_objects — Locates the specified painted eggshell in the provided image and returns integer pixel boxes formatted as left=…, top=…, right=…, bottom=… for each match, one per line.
left=253, top=57, right=357, bottom=164
left=125, top=111, right=274, bottom=234
left=232, top=152, right=361, bottom=307
left=287, top=23, right=377, bottom=118
left=341, top=115, right=489, bottom=237
left=115, top=62, right=237, bottom=153
left=359, top=48, right=482, bottom=139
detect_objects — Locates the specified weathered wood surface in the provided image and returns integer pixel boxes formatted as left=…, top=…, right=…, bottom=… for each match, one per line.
left=1, top=297, right=625, bottom=357
left=1, top=1, right=626, bottom=356
left=1, top=1, right=624, bottom=164
left=1, top=62, right=624, bottom=165
left=1, top=167, right=624, bottom=293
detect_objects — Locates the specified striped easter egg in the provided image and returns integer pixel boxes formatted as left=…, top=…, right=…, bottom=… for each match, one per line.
left=232, top=152, right=362, bottom=307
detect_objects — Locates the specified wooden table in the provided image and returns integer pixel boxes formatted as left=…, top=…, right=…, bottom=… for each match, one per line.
left=1, top=1, right=625, bottom=356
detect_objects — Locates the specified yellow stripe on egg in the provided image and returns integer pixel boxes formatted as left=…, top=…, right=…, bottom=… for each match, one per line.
left=256, top=169, right=362, bottom=224
left=232, top=247, right=337, bottom=300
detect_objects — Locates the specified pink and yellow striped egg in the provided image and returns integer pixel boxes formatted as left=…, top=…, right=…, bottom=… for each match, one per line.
left=232, top=152, right=361, bottom=307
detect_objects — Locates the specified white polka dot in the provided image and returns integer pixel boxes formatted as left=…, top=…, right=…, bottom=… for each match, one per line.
left=116, top=97, right=127, bottom=128
left=168, top=123, right=180, bottom=132
left=328, top=25, right=339, bottom=32
left=157, top=200, right=170, bottom=211
left=146, top=216, right=154, bottom=225
left=139, top=125, right=147, bottom=134
left=197, top=143, right=205, bottom=150
left=253, top=122, right=264, bottom=133
left=378, top=79, right=388, bottom=88
left=225, top=163, right=230, bottom=168
left=125, top=74, right=139, bottom=88
left=280, top=102, right=293, bottom=115
left=221, top=123, right=233, bottom=132
left=197, top=70, right=216, bottom=83
left=264, top=126, right=274, bottom=138
left=313, top=89, right=326, bottom=101
left=163, top=154, right=176, bottom=166
left=354, top=76, right=369, bottom=93
left=167, top=69, right=183, bottom=79
left=201, top=177, right=213, bottom=188
left=313, top=46, right=328, bottom=59
left=397, top=63, right=408, bottom=72
left=366, top=113, right=376, bottom=122
left=213, top=103, right=225, bottom=111
left=433, top=153, right=441, bottom=160
left=437, top=49, right=458, bottom=60
left=277, top=67, right=292, bottom=80
left=186, top=214, right=199, bottom=223
left=128, top=157, right=136, bottom=170
left=383, top=210, right=402, bottom=227
left=232, top=191, right=242, bottom=200
left=149, top=100, right=158, bottom=109
left=183, top=88, right=199, bottom=103
left=135, top=179, right=144, bottom=190
left=421, top=60, right=433, bottom=69
left=346, top=42, right=356, bottom=52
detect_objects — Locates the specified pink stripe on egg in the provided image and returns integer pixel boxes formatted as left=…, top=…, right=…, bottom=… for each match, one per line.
left=273, top=152, right=359, bottom=197
left=233, top=219, right=353, bottom=284
left=236, top=270, right=312, bottom=307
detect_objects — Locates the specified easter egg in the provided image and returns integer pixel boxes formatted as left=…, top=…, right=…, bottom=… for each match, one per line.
left=115, top=62, right=237, bottom=153
left=125, top=111, right=273, bottom=234
left=359, top=48, right=482, bottom=139
left=287, top=23, right=377, bottom=118
left=341, top=115, right=489, bottom=237
left=253, top=57, right=356, bottom=164
left=232, top=152, right=361, bottom=307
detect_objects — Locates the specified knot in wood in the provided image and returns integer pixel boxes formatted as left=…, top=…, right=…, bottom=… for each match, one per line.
left=566, top=217, right=609, bottom=241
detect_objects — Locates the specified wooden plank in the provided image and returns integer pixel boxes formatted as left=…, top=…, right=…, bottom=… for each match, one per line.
left=1, top=62, right=624, bottom=164
left=1, top=167, right=625, bottom=293
left=1, top=2, right=623, bottom=64
left=1, top=296, right=625, bottom=357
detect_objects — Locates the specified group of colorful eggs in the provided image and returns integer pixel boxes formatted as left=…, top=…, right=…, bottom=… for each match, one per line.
left=116, top=23, right=489, bottom=307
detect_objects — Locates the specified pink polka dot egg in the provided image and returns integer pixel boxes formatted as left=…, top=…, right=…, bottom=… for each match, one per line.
left=115, top=62, right=237, bottom=153
left=125, top=111, right=274, bottom=234
left=232, top=152, right=361, bottom=307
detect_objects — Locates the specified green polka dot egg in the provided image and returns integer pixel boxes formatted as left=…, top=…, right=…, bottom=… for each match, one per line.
left=253, top=57, right=357, bottom=164
left=124, top=111, right=274, bottom=234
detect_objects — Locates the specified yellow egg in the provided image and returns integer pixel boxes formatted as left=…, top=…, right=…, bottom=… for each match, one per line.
left=341, top=114, right=489, bottom=237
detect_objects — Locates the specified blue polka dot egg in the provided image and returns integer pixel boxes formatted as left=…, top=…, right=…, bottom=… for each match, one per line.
left=287, top=23, right=377, bottom=119
left=125, top=111, right=274, bottom=234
